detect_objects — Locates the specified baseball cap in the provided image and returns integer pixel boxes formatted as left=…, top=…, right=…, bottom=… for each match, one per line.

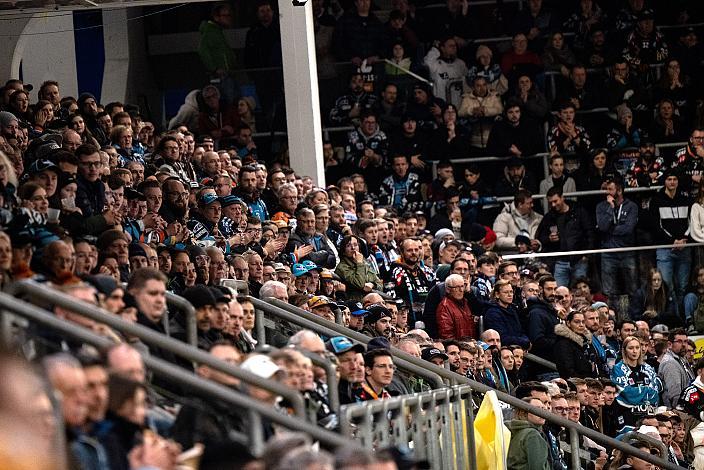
left=273, top=262, right=287, bottom=272
left=346, top=301, right=369, bottom=317
left=199, top=193, right=219, bottom=206
left=272, top=219, right=289, bottom=230
left=651, top=324, right=669, bottom=334
left=326, top=336, right=365, bottom=355
left=219, top=195, right=242, bottom=207
left=421, top=347, right=449, bottom=362
left=367, top=336, right=391, bottom=351
left=240, top=354, right=281, bottom=379
left=28, top=159, right=60, bottom=176
left=320, top=269, right=334, bottom=280
left=292, top=263, right=310, bottom=277
left=308, top=295, right=336, bottom=309
left=302, top=260, right=322, bottom=272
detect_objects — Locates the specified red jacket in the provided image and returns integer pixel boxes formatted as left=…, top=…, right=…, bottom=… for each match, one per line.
left=436, top=296, right=476, bottom=340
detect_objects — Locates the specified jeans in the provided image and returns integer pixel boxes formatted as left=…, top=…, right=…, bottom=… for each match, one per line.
left=684, top=292, right=699, bottom=324
left=554, top=258, right=588, bottom=288
left=601, top=253, right=638, bottom=297
left=656, top=247, right=691, bottom=300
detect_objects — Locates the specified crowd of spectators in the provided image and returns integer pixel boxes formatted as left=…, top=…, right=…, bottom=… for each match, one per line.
left=4, top=0, right=704, bottom=468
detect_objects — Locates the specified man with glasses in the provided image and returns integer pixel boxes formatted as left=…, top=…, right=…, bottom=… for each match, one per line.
left=672, top=128, right=704, bottom=198
left=355, top=349, right=394, bottom=402
left=74, top=144, right=118, bottom=234
left=659, top=328, right=695, bottom=407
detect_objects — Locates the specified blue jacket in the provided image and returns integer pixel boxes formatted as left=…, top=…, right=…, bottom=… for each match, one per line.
left=611, top=360, right=661, bottom=408
left=596, top=198, right=639, bottom=248
left=483, top=302, right=530, bottom=348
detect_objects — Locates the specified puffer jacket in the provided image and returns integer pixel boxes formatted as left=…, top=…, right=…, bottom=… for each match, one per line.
left=493, top=202, right=543, bottom=252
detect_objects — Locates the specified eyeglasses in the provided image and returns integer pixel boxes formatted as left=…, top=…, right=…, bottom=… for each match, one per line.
left=80, top=161, right=101, bottom=168
left=373, top=364, right=396, bottom=370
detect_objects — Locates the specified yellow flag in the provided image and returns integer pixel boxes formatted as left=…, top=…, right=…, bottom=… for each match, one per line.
left=473, top=390, right=511, bottom=470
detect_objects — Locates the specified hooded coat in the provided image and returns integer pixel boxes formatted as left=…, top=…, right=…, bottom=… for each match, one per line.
left=553, top=323, right=598, bottom=378
left=493, top=202, right=543, bottom=251
left=506, top=419, right=551, bottom=470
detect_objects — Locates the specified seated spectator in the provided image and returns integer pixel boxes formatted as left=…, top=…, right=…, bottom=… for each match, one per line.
left=388, top=114, right=426, bottom=172
left=343, top=111, right=388, bottom=192
left=605, top=59, right=648, bottom=112
left=555, top=64, right=604, bottom=111
left=649, top=98, right=688, bottom=144
left=539, top=155, right=577, bottom=212
left=237, top=97, right=257, bottom=133
left=436, top=273, right=476, bottom=340
left=484, top=279, right=529, bottom=348
left=466, top=45, right=508, bottom=96
left=578, top=25, right=619, bottom=68
left=329, top=73, right=379, bottom=127
left=629, top=268, right=679, bottom=326
left=354, top=349, right=394, bottom=401
left=493, top=189, right=542, bottom=253
left=562, top=0, right=606, bottom=53
left=500, top=33, right=543, bottom=84
left=684, top=264, right=704, bottom=333
left=486, top=99, right=545, bottom=158
left=606, top=105, right=643, bottom=151
left=374, top=83, right=405, bottom=133
left=427, top=104, right=470, bottom=161
left=622, top=9, right=669, bottom=79
left=197, top=85, right=239, bottom=140
left=547, top=101, right=592, bottom=155
left=542, top=31, right=577, bottom=78
left=458, top=77, right=503, bottom=149
left=493, top=157, right=538, bottom=198
left=510, top=74, right=549, bottom=122
left=423, top=36, right=468, bottom=108
left=377, top=155, right=425, bottom=214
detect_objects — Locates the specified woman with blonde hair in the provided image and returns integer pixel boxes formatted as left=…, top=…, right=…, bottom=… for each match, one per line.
left=610, top=336, right=661, bottom=432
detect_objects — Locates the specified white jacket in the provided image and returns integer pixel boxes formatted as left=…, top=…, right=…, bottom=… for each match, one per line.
left=423, top=47, right=468, bottom=107
left=492, top=202, right=543, bottom=251
left=690, top=202, right=704, bottom=242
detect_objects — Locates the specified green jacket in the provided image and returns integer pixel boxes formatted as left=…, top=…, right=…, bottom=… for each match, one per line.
left=506, top=419, right=551, bottom=470
left=334, top=257, right=382, bottom=301
left=198, top=20, right=236, bottom=74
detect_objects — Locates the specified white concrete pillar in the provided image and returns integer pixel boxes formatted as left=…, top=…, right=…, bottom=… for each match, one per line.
left=278, top=0, right=325, bottom=187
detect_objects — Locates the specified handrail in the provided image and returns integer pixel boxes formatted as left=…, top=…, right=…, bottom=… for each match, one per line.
left=340, top=384, right=681, bottom=470
left=7, top=280, right=307, bottom=418
left=492, top=184, right=663, bottom=203
left=503, top=242, right=704, bottom=261
left=524, top=352, right=557, bottom=371
left=165, top=291, right=198, bottom=348
left=0, top=292, right=350, bottom=454
left=249, top=296, right=447, bottom=389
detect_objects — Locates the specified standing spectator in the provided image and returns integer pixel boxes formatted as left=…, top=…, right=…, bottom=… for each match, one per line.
left=335, top=235, right=382, bottom=301
left=596, top=177, right=639, bottom=298
left=650, top=169, right=691, bottom=301
left=539, top=155, right=577, bottom=212
left=329, top=73, right=379, bottom=127
left=628, top=268, right=679, bottom=326
left=658, top=328, right=694, bottom=408
left=527, top=276, right=560, bottom=380
left=506, top=397, right=551, bottom=470
left=536, top=186, right=595, bottom=288
left=374, top=83, right=405, bottom=133
left=333, top=0, right=387, bottom=66
left=562, top=0, right=605, bottom=53
left=493, top=157, right=539, bottom=198
left=390, top=238, right=435, bottom=326
left=436, top=273, right=476, bottom=340
left=244, top=0, right=283, bottom=122
left=423, top=36, right=468, bottom=107
left=554, top=310, right=599, bottom=379
left=458, top=77, right=503, bottom=149
left=198, top=3, right=238, bottom=104
left=611, top=336, right=662, bottom=433
left=484, top=279, right=529, bottom=348
left=671, top=128, right=704, bottom=199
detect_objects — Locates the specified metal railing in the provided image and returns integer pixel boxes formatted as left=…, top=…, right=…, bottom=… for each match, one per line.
left=249, top=296, right=448, bottom=389
left=0, top=291, right=350, bottom=455
left=340, top=385, right=682, bottom=470
left=5, top=279, right=308, bottom=418
left=503, top=241, right=704, bottom=261
left=165, top=290, right=197, bottom=347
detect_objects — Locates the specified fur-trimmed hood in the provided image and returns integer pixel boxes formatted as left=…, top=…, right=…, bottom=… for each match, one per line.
left=554, top=323, right=591, bottom=346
